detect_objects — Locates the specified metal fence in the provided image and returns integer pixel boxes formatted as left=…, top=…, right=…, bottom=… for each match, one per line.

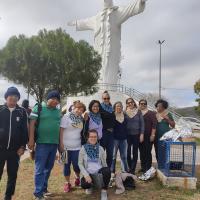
left=96, top=83, right=182, bottom=122
left=158, top=141, right=196, bottom=177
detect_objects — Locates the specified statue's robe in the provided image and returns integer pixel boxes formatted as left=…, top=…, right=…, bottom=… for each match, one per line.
left=75, top=0, right=145, bottom=84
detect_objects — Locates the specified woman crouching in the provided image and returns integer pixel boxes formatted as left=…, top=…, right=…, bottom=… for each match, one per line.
left=79, top=129, right=111, bottom=200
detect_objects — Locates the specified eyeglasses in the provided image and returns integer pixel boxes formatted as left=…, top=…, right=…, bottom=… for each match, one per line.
left=140, top=103, right=147, bottom=106
left=89, top=136, right=98, bottom=139
left=127, top=101, right=134, bottom=105
left=92, top=105, right=99, bottom=108
left=103, top=98, right=110, bottom=100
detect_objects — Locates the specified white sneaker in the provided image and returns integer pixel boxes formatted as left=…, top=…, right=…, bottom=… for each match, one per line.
left=139, top=167, right=156, bottom=181
left=35, top=197, right=46, bottom=200
left=43, top=190, right=53, bottom=197
left=85, top=188, right=93, bottom=195
left=109, top=174, right=115, bottom=188
left=101, top=190, right=108, bottom=200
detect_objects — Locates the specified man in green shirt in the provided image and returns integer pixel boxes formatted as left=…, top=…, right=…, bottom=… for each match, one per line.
left=28, top=90, right=61, bottom=200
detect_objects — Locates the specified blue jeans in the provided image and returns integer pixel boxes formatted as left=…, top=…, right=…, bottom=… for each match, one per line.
left=34, top=144, right=58, bottom=198
left=100, top=129, right=114, bottom=168
left=111, top=139, right=128, bottom=173
left=63, top=150, right=80, bottom=176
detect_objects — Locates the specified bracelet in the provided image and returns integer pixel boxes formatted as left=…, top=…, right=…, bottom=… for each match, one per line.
left=20, top=146, right=26, bottom=150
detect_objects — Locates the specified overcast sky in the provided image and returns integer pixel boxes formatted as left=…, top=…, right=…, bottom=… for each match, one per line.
left=0, top=0, right=200, bottom=107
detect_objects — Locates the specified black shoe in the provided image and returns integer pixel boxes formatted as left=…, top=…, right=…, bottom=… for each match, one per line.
left=128, top=169, right=134, bottom=174
left=4, top=196, right=12, bottom=200
left=138, top=168, right=145, bottom=173
left=129, top=170, right=135, bottom=175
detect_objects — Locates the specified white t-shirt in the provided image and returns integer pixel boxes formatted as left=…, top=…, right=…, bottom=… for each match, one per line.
left=8, top=107, right=15, bottom=112
left=60, top=114, right=82, bottom=151
left=87, top=159, right=102, bottom=174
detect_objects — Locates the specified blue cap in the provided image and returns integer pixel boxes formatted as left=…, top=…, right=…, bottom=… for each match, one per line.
left=4, top=87, right=20, bottom=100
left=47, top=90, right=60, bottom=102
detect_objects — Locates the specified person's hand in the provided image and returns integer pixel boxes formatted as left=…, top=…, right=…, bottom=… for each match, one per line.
left=162, top=115, right=170, bottom=122
left=85, top=176, right=92, bottom=183
left=59, top=143, right=65, bottom=152
left=67, top=20, right=76, bottom=26
left=17, top=147, right=25, bottom=157
left=83, top=112, right=89, bottom=121
left=28, top=140, right=35, bottom=151
left=140, top=134, right=144, bottom=143
left=150, top=134, right=155, bottom=142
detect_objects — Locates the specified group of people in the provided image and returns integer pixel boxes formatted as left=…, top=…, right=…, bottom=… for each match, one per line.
left=0, top=86, right=175, bottom=200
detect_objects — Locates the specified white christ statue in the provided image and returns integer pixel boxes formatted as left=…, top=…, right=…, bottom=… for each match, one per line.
left=68, top=0, right=147, bottom=84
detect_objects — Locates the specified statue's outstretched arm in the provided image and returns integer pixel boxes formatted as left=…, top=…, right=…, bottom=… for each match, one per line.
left=68, top=16, right=96, bottom=31
left=117, top=0, right=147, bottom=25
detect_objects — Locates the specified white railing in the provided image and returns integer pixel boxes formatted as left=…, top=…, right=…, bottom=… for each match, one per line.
left=96, top=83, right=182, bottom=122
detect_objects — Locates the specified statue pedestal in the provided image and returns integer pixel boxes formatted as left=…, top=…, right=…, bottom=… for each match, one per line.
left=66, top=90, right=130, bottom=111
left=157, top=169, right=197, bottom=190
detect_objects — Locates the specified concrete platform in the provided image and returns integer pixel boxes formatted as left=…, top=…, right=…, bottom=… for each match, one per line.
left=157, top=169, right=197, bottom=189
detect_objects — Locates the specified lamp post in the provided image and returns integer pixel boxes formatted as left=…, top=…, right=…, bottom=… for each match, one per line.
left=158, top=40, right=165, bottom=99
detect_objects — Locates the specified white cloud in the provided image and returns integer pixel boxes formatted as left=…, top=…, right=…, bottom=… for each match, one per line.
left=0, top=0, right=200, bottom=107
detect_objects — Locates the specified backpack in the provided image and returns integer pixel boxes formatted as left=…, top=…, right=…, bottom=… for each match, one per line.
left=123, top=176, right=136, bottom=190
left=34, top=103, right=42, bottom=142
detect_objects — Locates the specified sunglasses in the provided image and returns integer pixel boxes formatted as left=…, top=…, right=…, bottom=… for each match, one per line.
left=103, top=98, right=110, bottom=100
left=140, top=103, right=147, bottom=106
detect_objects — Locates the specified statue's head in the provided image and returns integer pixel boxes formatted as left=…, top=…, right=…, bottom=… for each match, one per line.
left=103, top=0, right=113, bottom=8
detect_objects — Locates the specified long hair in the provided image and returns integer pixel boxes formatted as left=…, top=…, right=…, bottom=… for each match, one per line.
left=113, top=101, right=123, bottom=111
left=88, top=100, right=101, bottom=112
left=125, top=97, right=137, bottom=110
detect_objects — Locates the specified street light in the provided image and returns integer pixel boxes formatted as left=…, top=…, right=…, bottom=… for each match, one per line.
left=158, top=40, right=165, bottom=99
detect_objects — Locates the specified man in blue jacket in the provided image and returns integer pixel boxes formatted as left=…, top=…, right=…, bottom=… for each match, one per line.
left=0, top=87, right=28, bottom=200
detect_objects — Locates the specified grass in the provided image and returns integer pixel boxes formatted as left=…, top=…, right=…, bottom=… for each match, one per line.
left=195, top=137, right=200, bottom=146
left=0, top=159, right=200, bottom=200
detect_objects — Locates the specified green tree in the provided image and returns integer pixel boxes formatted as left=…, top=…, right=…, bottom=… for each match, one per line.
left=194, top=79, right=200, bottom=114
left=0, top=28, right=101, bottom=102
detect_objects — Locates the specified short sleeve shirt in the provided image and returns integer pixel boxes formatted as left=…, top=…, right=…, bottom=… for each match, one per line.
left=60, top=113, right=82, bottom=150
left=156, top=113, right=174, bottom=139
left=30, top=102, right=61, bottom=144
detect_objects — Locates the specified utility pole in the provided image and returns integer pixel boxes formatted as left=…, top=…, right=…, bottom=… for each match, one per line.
left=158, top=40, right=165, bottom=99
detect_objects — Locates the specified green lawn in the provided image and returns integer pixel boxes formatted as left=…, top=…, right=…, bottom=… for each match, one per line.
left=195, top=137, right=200, bottom=146
left=0, top=158, right=200, bottom=200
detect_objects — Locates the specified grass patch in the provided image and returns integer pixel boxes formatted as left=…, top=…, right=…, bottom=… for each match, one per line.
left=195, top=137, right=200, bottom=146
left=0, top=159, right=200, bottom=200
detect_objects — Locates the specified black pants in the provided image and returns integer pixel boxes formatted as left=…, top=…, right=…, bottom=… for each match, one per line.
left=100, top=130, right=114, bottom=168
left=81, top=167, right=111, bottom=190
left=154, top=137, right=159, bottom=163
left=127, top=134, right=140, bottom=173
left=139, top=134, right=153, bottom=172
left=0, top=150, right=19, bottom=198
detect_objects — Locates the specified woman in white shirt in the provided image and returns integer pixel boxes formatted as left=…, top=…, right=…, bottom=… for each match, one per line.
left=60, top=102, right=86, bottom=193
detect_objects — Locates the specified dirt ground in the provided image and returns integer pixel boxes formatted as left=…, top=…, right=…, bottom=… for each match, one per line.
left=0, top=158, right=200, bottom=200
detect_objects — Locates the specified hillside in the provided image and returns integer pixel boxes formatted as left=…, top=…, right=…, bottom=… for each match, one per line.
left=175, top=106, right=200, bottom=119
